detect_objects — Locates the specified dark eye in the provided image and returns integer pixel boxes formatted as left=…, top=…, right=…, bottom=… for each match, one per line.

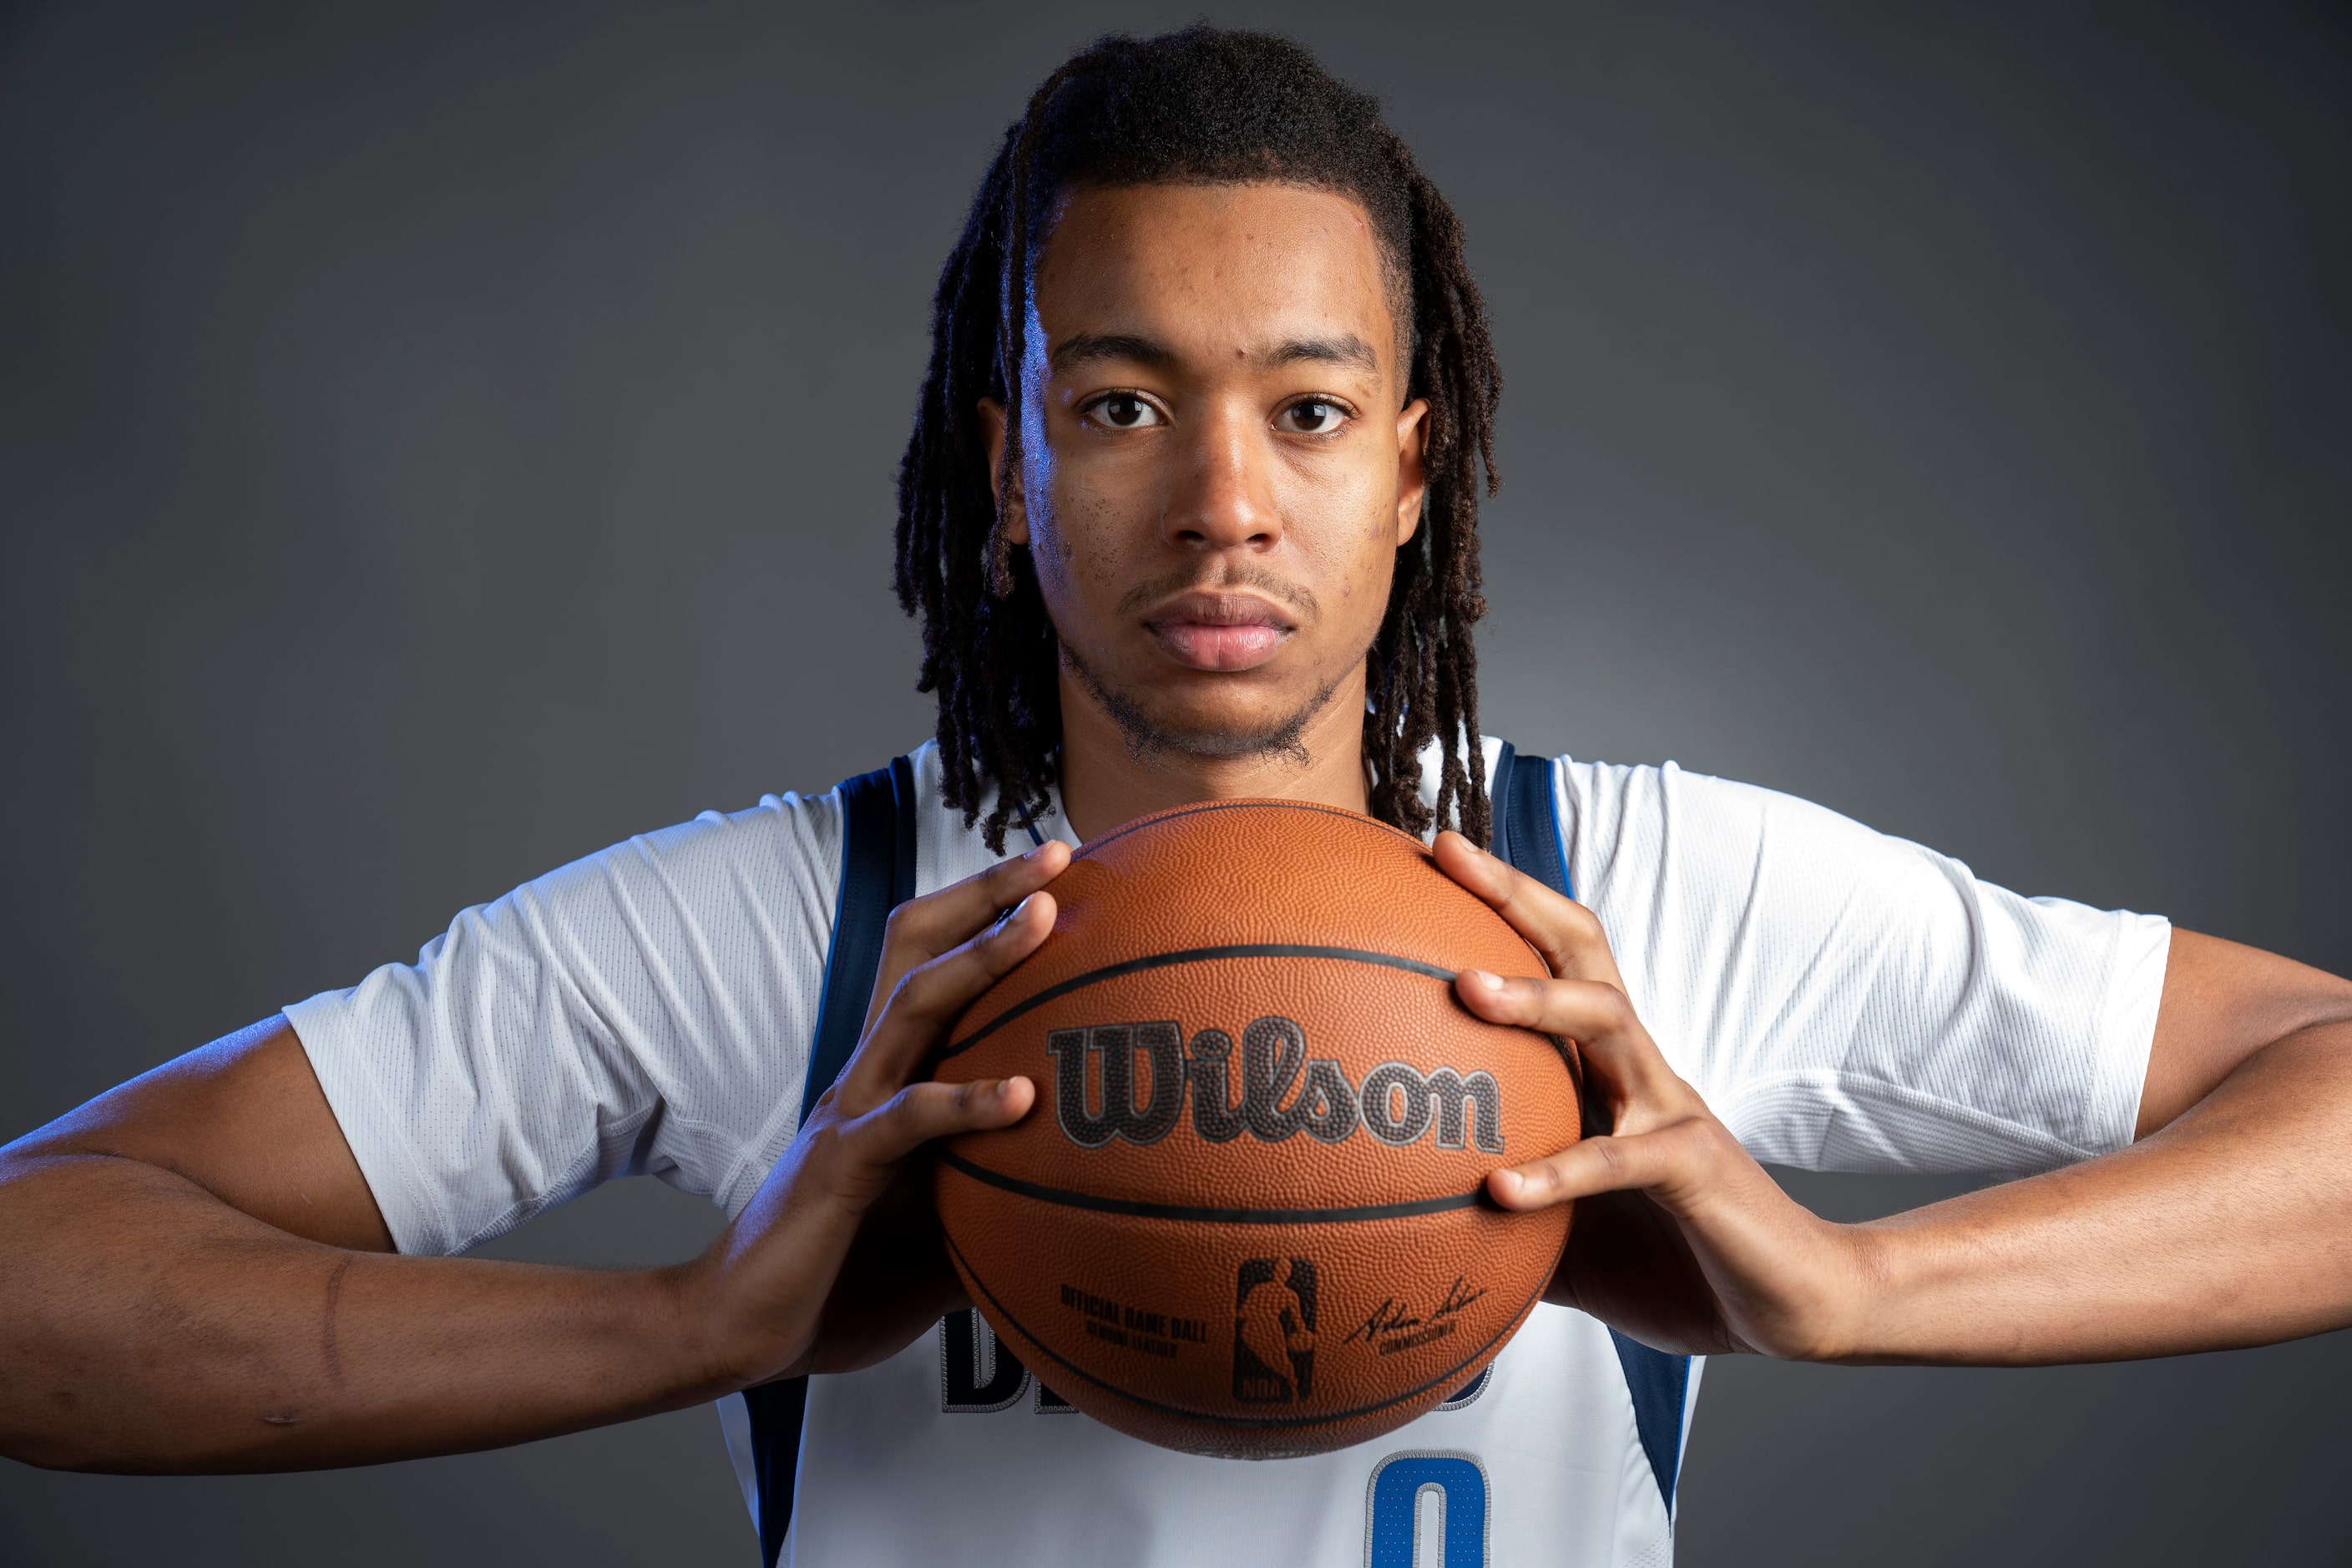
left=1281, top=398, right=1348, bottom=434
left=1092, top=392, right=1162, bottom=429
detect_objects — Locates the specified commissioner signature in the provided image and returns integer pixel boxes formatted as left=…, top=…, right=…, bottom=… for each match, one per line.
left=1342, top=1276, right=1490, bottom=1349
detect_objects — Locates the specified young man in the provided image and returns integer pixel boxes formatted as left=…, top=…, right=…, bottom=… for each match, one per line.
left=3, top=25, right=2349, bottom=1568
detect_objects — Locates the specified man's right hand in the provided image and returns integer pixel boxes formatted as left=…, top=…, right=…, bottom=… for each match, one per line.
left=675, top=840, right=1070, bottom=1388
left=0, top=839, right=1069, bottom=1473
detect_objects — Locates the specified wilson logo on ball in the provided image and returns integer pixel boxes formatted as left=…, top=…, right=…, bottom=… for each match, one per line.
left=1043, top=1016, right=1505, bottom=1153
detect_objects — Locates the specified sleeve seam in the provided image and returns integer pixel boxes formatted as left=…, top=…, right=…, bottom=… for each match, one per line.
left=282, top=998, right=464, bottom=1257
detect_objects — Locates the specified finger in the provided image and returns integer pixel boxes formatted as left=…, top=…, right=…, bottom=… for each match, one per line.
left=888, top=840, right=1071, bottom=959
left=1431, top=831, right=1623, bottom=988
left=1453, top=969, right=1636, bottom=1041
left=843, top=1075, right=1037, bottom=1167
left=841, top=889, right=1057, bottom=1099
left=1452, top=968, right=1686, bottom=1100
left=1486, top=1118, right=1722, bottom=1211
left=864, top=840, right=1072, bottom=1033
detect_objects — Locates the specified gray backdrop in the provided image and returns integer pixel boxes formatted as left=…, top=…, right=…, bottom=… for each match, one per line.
left=3, top=2, right=2348, bottom=1563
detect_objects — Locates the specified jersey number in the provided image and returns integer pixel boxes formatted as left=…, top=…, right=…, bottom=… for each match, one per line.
left=1364, top=1451, right=1489, bottom=1568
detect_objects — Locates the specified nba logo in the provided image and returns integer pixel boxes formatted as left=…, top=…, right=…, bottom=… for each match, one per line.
left=1232, top=1258, right=1317, bottom=1402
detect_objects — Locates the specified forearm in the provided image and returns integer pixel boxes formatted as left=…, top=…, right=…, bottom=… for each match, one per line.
left=1839, top=1020, right=2352, bottom=1364
left=0, top=1153, right=728, bottom=1472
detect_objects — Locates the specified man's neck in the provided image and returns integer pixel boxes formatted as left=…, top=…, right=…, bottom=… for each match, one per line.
left=1055, top=672, right=1372, bottom=842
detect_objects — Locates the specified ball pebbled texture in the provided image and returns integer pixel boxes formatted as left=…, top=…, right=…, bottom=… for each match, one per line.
left=933, top=799, right=1581, bottom=1458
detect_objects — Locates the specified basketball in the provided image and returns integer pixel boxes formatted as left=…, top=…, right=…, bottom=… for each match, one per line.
left=932, top=799, right=1581, bottom=1458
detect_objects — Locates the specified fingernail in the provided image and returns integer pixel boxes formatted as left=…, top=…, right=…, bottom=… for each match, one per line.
left=1491, top=1168, right=1522, bottom=1198
left=1464, top=969, right=1504, bottom=991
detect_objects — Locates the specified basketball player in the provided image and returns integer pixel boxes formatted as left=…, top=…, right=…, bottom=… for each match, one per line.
left=3, top=25, right=2348, bottom=1568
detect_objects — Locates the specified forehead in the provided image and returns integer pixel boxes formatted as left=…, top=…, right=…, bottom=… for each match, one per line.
left=1030, top=183, right=1400, bottom=371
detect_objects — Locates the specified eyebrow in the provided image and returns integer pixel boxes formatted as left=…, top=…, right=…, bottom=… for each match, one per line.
left=1261, top=334, right=1382, bottom=374
left=1050, top=332, right=1176, bottom=372
left=1047, top=331, right=1383, bottom=377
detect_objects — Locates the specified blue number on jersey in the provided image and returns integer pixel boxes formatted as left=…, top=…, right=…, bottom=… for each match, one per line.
left=1364, top=1450, right=1488, bottom=1568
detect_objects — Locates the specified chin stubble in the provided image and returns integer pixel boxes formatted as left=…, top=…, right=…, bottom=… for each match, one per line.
left=1060, top=640, right=1351, bottom=772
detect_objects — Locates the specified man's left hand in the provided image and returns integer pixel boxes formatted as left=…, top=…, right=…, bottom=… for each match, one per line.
left=1433, top=830, right=1871, bottom=1361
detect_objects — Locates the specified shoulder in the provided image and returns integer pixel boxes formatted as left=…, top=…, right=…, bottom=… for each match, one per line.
left=1548, top=755, right=1907, bottom=879
left=521, top=781, right=850, bottom=925
left=1449, top=741, right=1838, bottom=867
left=1527, top=750, right=1976, bottom=981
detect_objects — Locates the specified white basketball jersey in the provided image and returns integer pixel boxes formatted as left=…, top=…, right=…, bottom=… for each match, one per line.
left=290, top=737, right=2165, bottom=1567
left=771, top=1303, right=1691, bottom=1567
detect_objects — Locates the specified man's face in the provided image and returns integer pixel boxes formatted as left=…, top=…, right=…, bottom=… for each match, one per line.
left=989, top=181, right=1429, bottom=763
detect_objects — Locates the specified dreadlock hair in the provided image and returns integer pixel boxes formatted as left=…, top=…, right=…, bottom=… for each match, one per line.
left=894, top=24, right=1502, bottom=852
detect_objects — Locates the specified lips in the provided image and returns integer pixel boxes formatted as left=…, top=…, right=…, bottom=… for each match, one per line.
left=1144, top=592, right=1297, bottom=672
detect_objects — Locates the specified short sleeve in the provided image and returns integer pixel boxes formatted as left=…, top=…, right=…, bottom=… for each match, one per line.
left=283, top=792, right=843, bottom=1256
left=1556, top=758, right=2171, bottom=1174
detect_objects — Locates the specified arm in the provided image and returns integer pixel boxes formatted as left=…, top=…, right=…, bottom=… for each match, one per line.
left=1431, top=831, right=2352, bottom=1365
left=0, top=844, right=1068, bottom=1472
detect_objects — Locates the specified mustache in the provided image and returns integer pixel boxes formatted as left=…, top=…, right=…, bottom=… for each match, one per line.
left=1115, top=564, right=1321, bottom=621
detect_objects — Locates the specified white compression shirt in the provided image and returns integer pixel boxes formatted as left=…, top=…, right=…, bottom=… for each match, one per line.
left=286, top=739, right=2169, bottom=1567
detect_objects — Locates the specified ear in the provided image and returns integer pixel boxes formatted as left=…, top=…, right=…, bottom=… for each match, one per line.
left=977, top=398, right=1029, bottom=545
left=1393, top=397, right=1430, bottom=546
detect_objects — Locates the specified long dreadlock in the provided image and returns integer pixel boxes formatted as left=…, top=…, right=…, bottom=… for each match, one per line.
left=894, top=25, right=1502, bottom=852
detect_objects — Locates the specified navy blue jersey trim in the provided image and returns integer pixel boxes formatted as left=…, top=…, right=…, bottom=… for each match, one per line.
left=741, top=1375, right=807, bottom=1568
left=1490, top=746, right=1693, bottom=1516
left=1610, top=1328, right=1692, bottom=1514
left=749, top=756, right=918, bottom=1568
left=1492, top=742, right=1570, bottom=902
left=800, top=763, right=907, bottom=1125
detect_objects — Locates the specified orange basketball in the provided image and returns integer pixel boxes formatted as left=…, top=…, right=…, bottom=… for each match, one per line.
left=933, top=799, right=1580, bottom=1458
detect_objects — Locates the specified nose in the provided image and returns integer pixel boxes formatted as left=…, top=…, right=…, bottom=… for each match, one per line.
left=1164, top=403, right=1281, bottom=553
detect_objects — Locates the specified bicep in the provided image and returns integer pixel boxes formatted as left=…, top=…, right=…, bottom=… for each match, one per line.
left=2138, top=930, right=2352, bottom=1138
left=10, top=1014, right=394, bottom=1252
